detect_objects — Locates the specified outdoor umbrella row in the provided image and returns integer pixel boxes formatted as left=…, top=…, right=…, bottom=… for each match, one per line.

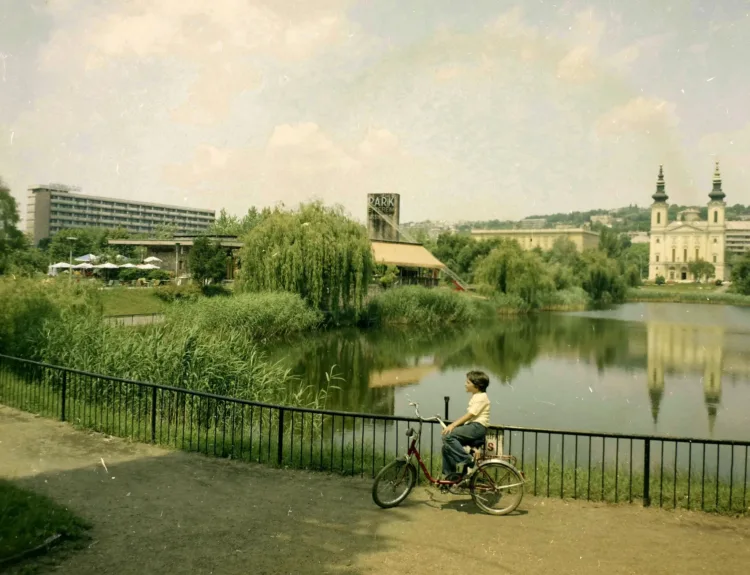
left=49, top=262, right=160, bottom=270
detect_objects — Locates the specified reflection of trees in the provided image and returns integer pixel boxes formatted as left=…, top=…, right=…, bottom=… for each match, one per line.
left=268, top=315, right=639, bottom=413
left=439, top=321, right=540, bottom=383
left=441, top=315, right=635, bottom=382
left=267, top=327, right=472, bottom=414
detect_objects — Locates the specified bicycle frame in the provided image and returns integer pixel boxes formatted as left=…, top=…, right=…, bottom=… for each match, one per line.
left=402, top=402, right=486, bottom=487
left=401, top=402, right=524, bottom=487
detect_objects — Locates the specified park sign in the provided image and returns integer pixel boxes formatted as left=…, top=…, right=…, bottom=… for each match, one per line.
left=368, top=194, right=398, bottom=214
left=367, top=193, right=401, bottom=242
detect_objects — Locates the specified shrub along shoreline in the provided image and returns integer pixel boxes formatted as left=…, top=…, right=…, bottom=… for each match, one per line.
left=626, top=288, right=750, bottom=306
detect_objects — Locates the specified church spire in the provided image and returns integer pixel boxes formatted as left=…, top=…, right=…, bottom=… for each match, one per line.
left=648, top=387, right=663, bottom=425
left=652, top=164, right=668, bottom=203
left=707, top=403, right=717, bottom=437
left=709, top=160, right=726, bottom=202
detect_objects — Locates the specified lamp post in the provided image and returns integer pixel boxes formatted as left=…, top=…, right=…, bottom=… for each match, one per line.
left=66, top=237, right=77, bottom=283
left=175, top=242, right=180, bottom=279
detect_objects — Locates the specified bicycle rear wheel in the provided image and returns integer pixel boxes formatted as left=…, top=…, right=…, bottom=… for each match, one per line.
left=372, top=460, right=417, bottom=509
left=469, top=461, right=524, bottom=516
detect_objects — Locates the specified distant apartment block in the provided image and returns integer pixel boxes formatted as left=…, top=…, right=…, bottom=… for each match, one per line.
left=26, top=184, right=216, bottom=244
left=471, top=227, right=600, bottom=252
left=726, top=222, right=750, bottom=254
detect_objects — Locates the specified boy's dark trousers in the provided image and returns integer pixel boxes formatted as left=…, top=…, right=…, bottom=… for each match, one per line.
left=441, top=422, right=486, bottom=476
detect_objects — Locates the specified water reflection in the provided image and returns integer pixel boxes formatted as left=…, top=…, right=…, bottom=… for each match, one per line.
left=267, top=303, right=750, bottom=439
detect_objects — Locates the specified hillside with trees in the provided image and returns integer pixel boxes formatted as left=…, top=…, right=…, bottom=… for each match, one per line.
left=455, top=203, right=750, bottom=234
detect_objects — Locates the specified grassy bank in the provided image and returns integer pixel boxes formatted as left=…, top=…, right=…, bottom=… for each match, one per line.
left=0, top=479, right=90, bottom=572
left=99, top=288, right=166, bottom=316
left=364, top=286, right=495, bottom=326
left=491, top=287, right=591, bottom=314
left=363, top=285, right=591, bottom=324
left=0, top=279, right=328, bottom=408
left=166, top=291, right=322, bottom=342
left=627, top=287, right=750, bottom=306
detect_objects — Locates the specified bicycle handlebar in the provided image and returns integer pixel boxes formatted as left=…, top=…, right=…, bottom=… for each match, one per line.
left=409, top=401, right=447, bottom=429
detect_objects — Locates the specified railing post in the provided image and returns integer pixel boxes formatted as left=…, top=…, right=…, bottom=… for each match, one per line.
left=444, top=396, right=450, bottom=420
left=61, top=371, right=67, bottom=422
left=643, top=439, right=651, bottom=507
left=277, top=408, right=285, bottom=466
left=151, top=387, right=157, bottom=443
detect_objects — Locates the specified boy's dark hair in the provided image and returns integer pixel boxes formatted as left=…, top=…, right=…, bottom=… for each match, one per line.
left=466, top=370, right=490, bottom=392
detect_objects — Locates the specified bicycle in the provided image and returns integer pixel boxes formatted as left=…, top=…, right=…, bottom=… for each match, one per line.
left=371, top=402, right=525, bottom=516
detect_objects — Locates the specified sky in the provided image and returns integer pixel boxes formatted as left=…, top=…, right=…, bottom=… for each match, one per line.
left=1, top=0, right=749, bottom=225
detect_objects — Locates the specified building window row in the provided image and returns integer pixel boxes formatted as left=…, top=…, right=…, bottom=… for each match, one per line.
left=49, top=196, right=213, bottom=218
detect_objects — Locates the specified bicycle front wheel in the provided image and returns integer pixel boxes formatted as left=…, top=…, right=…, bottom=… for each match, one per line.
left=469, top=461, right=524, bottom=516
left=372, top=460, right=417, bottom=509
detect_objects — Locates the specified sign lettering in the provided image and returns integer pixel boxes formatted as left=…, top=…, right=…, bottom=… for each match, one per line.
left=368, top=194, right=398, bottom=214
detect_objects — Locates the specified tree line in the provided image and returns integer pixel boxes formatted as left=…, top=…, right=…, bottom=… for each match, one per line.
left=6, top=177, right=750, bottom=300
left=456, top=203, right=750, bottom=234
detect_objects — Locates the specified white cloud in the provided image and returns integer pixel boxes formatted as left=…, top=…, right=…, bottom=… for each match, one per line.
left=555, top=8, right=606, bottom=83
left=595, top=97, right=679, bottom=136
left=485, top=6, right=539, bottom=39
left=162, top=124, right=442, bottom=220
left=6, top=1, right=747, bottom=226
left=569, top=8, right=607, bottom=49
left=609, top=34, right=671, bottom=72
left=37, top=0, right=354, bottom=125
left=557, top=45, right=597, bottom=81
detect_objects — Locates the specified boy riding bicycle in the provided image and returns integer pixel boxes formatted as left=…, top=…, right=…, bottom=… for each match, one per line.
left=441, top=370, right=490, bottom=480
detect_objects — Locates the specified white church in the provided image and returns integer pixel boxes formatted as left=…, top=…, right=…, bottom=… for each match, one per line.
left=648, top=162, right=743, bottom=282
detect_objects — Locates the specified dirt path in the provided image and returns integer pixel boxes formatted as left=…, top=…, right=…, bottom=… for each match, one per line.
left=2, top=405, right=749, bottom=575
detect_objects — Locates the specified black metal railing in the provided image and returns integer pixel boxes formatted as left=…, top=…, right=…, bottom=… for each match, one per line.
left=1, top=353, right=748, bottom=514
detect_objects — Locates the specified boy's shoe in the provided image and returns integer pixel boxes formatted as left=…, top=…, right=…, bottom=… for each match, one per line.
left=456, top=460, right=476, bottom=484
left=464, top=462, right=477, bottom=478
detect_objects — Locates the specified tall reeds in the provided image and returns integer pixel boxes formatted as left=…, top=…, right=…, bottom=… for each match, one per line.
left=1, top=278, right=329, bottom=408
left=364, top=286, right=495, bottom=326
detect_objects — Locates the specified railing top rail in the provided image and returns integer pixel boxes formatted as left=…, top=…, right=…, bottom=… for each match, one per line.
left=2, top=353, right=749, bottom=447
left=102, top=313, right=164, bottom=319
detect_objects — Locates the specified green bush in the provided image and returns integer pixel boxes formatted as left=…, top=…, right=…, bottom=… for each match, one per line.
left=154, top=282, right=203, bottom=302
left=148, top=269, right=171, bottom=281
left=0, top=278, right=101, bottom=360
left=364, top=286, right=493, bottom=326
left=473, top=241, right=556, bottom=309
left=539, top=286, right=590, bottom=309
left=200, top=284, right=231, bottom=298
left=655, top=275, right=666, bottom=285
left=578, top=250, right=627, bottom=304
left=118, top=268, right=146, bottom=282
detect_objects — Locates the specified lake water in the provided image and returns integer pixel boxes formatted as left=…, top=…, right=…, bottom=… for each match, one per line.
left=267, top=303, right=750, bottom=441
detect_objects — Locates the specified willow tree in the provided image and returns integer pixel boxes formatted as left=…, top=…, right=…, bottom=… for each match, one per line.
left=238, top=202, right=374, bottom=319
left=473, top=240, right=556, bottom=309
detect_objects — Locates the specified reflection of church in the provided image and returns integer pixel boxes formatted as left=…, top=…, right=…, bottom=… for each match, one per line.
left=646, top=322, right=723, bottom=434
